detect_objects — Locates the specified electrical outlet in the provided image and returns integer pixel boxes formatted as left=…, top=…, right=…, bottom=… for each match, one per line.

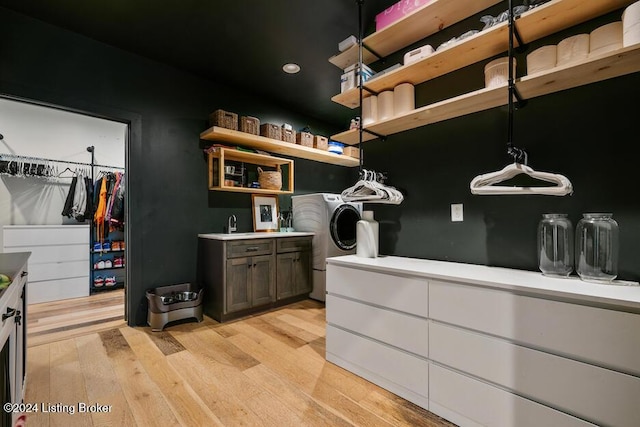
left=451, top=203, right=463, bottom=222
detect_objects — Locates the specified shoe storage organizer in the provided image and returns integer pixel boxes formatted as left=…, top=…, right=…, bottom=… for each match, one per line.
left=146, top=282, right=204, bottom=331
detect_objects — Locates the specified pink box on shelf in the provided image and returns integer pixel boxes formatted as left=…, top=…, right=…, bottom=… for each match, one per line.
left=376, top=0, right=433, bottom=31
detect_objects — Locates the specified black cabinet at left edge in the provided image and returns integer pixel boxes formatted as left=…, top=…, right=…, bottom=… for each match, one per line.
left=0, top=252, right=29, bottom=427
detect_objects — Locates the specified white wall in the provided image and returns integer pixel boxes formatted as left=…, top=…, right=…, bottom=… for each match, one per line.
left=0, top=97, right=126, bottom=247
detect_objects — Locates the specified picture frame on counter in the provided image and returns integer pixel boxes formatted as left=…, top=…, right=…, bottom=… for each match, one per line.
left=252, top=194, right=279, bottom=232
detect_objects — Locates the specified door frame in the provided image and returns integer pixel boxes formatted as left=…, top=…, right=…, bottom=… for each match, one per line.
left=0, top=90, right=140, bottom=324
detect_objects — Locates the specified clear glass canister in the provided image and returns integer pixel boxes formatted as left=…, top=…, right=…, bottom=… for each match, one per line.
left=576, top=213, right=619, bottom=283
left=537, top=214, right=574, bottom=276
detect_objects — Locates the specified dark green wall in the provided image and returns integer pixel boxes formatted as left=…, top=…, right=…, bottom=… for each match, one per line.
left=0, top=8, right=352, bottom=325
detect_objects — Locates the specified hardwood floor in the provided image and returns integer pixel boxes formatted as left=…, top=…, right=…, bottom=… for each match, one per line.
left=24, top=295, right=456, bottom=426
left=27, top=289, right=127, bottom=347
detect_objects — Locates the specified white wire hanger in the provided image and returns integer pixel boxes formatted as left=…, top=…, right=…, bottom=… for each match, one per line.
left=470, top=0, right=573, bottom=197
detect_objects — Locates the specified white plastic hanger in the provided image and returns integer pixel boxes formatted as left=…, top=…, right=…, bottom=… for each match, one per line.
left=470, top=162, right=573, bottom=196
left=341, top=169, right=404, bottom=204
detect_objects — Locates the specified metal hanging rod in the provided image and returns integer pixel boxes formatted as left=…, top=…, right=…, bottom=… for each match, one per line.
left=0, top=152, right=123, bottom=170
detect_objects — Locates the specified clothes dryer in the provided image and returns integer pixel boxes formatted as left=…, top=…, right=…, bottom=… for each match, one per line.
left=292, top=193, right=362, bottom=301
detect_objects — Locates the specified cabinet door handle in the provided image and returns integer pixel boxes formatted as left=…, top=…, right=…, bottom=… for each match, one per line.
left=21, top=271, right=28, bottom=277
left=246, top=247, right=260, bottom=252
left=2, top=307, right=16, bottom=321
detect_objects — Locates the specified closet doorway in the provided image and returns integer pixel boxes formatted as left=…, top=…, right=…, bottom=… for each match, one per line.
left=0, top=95, right=130, bottom=346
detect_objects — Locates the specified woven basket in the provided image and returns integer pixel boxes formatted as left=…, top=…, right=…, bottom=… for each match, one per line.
left=209, top=109, right=238, bottom=130
left=257, top=166, right=282, bottom=190
left=240, top=116, right=260, bottom=135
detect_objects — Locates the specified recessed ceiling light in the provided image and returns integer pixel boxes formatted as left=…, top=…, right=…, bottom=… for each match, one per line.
left=282, top=63, right=301, bottom=74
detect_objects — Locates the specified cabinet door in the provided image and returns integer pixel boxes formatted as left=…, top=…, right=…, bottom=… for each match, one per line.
left=226, top=257, right=252, bottom=313
left=251, top=254, right=274, bottom=307
left=276, top=252, right=296, bottom=300
left=294, top=250, right=312, bottom=295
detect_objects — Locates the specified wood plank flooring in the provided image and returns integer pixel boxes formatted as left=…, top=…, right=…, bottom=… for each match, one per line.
left=24, top=295, right=456, bottom=426
left=27, top=289, right=126, bottom=347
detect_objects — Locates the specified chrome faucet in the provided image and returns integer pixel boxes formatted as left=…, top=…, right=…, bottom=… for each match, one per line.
left=226, top=214, right=237, bottom=233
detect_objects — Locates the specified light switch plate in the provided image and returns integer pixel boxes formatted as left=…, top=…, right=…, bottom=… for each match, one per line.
left=451, top=204, right=463, bottom=222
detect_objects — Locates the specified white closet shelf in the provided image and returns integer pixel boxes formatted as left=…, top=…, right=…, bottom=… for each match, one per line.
left=331, top=0, right=634, bottom=109
left=331, top=44, right=640, bottom=145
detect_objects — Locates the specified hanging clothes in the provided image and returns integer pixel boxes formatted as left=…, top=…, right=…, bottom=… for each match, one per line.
left=61, top=174, right=78, bottom=218
left=94, top=176, right=108, bottom=242
left=109, top=173, right=125, bottom=231
left=71, top=171, right=87, bottom=221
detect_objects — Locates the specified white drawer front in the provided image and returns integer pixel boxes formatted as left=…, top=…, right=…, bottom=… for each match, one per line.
left=3, top=225, right=89, bottom=247
left=429, top=364, right=596, bottom=427
left=28, top=260, right=88, bottom=282
left=429, top=280, right=640, bottom=375
left=327, top=265, right=428, bottom=317
left=326, top=294, right=428, bottom=357
left=27, top=277, right=89, bottom=304
left=326, top=325, right=428, bottom=399
left=4, top=244, right=89, bottom=263
left=429, top=322, right=640, bottom=427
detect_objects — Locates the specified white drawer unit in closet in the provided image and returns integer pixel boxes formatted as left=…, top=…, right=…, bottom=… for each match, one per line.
left=3, top=225, right=90, bottom=303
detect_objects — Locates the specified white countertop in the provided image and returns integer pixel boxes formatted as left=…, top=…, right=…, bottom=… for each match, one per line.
left=198, top=231, right=314, bottom=241
left=327, top=255, right=640, bottom=311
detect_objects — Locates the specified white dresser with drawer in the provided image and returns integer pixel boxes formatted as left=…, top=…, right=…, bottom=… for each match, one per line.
left=3, top=225, right=90, bottom=303
left=326, top=255, right=640, bottom=427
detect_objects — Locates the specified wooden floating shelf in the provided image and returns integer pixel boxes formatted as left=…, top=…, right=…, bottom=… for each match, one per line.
left=328, top=0, right=501, bottom=70
left=331, top=0, right=634, bottom=109
left=200, top=126, right=359, bottom=167
left=332, top=44, right=640, bottom=145
left=207, top=147, right=294, bottom=194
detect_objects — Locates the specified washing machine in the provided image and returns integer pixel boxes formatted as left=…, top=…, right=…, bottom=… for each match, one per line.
left=292, top=193, right=362, bottom=301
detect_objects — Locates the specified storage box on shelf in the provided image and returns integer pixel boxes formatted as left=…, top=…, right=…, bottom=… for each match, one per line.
left=281, top=127, right=296, bottom=144
left=209, top=109, right=238, bottom=130
left=296, top=132, right=314, bottom=147
left=260, top=123, right=281, bottom=140
left=240, top=116, right=260, bottom=135
left=207, top=146, right=294, bottom=194
left=330, top=0, right=640, bottom=145
left=314, top=135, right=329, bottom=150
left=343, top=146, right=360, bottom=159
left=200, top=126, right=359, bottom=167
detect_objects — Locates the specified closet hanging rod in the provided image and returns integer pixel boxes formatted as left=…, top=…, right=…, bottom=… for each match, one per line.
left=0, top=153, right=123, bottom=170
